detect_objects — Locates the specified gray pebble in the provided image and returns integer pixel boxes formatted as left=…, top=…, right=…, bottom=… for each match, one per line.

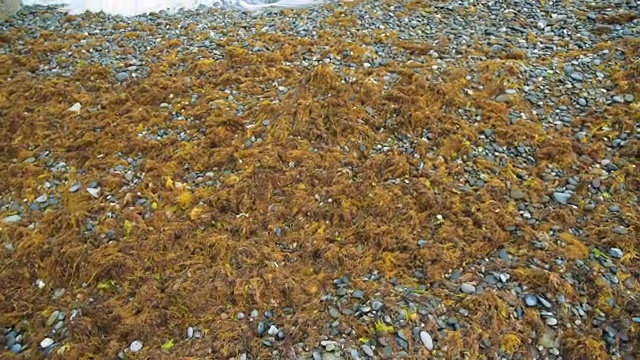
left=553, top=192, right=571, bottom=204
left=187, top=326, right=194, bottom=339
left=257, top=322, right=266, bottom=335
left=538, top=296, right=552, bottom=308
left=570, top=72, right=583, bottom=81
left=115, top=72, right=129, bottom=82
left=609, top=248, right=623, bottom=259
left=10, top=343, right=22, bottom=354
left=267, top=325, right=278, bottom=336
left=372, top=300, right=384, bottom=311
left=460, top=283, right=476, bottom=294
left=352, top=289, right=364, bottom=299
left=624, top=94, right=634, bottom=102
left=612, top=95, right=625, bottom=103
left=2, top=214, right=21, bottom=224
left=362, top=344, right=374, bottom=357
left=545, top=317, right=558, bottom=326
left=524, top=294, right=538, bottom=307
left=5, top=331, right=17, bottom=347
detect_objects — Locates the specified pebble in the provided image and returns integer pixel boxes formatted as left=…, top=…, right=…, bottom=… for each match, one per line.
left=609, top=248, right=623, bottom=259
left=460, top=283, right=476, bottom=294
left=372, top=300, right=384, bottom=311
left=352, top=289, right=364, bottom=299
left=129, top=340, right=143, bottom=352
left=545, top=317, right=558, bottom=326
left=186, top=326, right=194, bottom=339
left=10, top=343, right=23, bottom=353
left=2, top=214, right=21, bottom=224
left=553, top=192, right=571, bottom=204
left=115, top=72, right=129, bottom=82
left=47, top=311, right=60, bottom=326
left=419, top=331, right=434, bottom=350
left=362, top=344, right=374, bottom=357
left=87, top=187, right=101, bottom=198
left=524, top=294, right=538, bottom=307
left=40, top=337, right=54, bottom=349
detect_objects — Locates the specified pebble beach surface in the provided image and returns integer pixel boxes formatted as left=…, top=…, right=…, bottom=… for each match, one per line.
left=1, top=0, right=639, bottom=359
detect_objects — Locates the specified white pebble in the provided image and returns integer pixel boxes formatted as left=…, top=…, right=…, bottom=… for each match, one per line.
left=420, top=331, right=434, bottom=350
left=87, top=187, right=101, bottom=198
left=129, top=340, right=143, bottom=352
left=40, top=337, right=54, bottom=349
left=67, top=102, right=82, bottom=113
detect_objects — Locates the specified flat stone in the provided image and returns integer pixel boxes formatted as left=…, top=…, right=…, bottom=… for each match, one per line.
left=115, top=72, right=129, bottom=82
left=460, top=283, right=476, bottom=294
left=2, top=214, right=21, bottom=224
left=545, top=317, right=558, bottom=326
left=10, top=343, right=22, bottom=354
left=47, top=311, right=60, bottom=326
left=553, top=192, right=571, bottom=204
left=362, top=344, right=374, bottom=357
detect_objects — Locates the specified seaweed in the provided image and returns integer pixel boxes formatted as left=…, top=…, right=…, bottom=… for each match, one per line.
left=0, top=3, right=639, bottom=360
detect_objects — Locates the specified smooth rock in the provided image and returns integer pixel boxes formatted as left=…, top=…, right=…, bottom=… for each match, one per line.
left=362, top=344, right=374, bottom=357
left=553, top=192, right=571, bottom=204
left=129, top=340, right=143, bottom=352
left=609, top=248, right=623, bottom=259
left=40, top=337, right=54, bottom=349
left=420, top=331, right=434, bottom=350
left=87, top=187, right=101, bottom=198
left=115, top=72, right=129, bottom=82
left=460, top=283, right=476, bottom=294
left=524, top=294, right=538, bottom=307
left=2, top=214, right=21, bottom=224
left=10, top=343, right=22, bottom=353
left=47, top=311, right=60, bottom=326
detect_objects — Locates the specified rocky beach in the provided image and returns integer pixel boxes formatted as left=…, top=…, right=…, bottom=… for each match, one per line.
left=1, top=0, right=639, bottom=359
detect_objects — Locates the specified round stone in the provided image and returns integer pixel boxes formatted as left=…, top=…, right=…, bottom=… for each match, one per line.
left=129, top=340, right=143, bottom=352
left=524, top=294, right=538, bottom=307
left=10, top=343, right=22, bottom=354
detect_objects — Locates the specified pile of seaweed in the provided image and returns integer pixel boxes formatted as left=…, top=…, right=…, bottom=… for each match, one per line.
left=0, top=2, right=639, bottom=359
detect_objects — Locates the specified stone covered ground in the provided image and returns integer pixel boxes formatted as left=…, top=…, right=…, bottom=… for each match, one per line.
left=0, top=0, right=639, bottom=359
